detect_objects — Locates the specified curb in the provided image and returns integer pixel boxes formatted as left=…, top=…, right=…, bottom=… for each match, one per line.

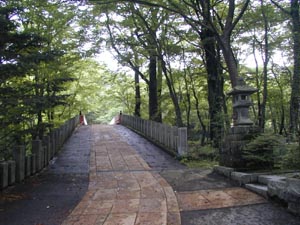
left=213, top=166, right=300, bottom=215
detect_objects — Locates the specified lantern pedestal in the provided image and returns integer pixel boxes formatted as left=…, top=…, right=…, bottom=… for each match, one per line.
left=220, top=126, right=260, bottom=168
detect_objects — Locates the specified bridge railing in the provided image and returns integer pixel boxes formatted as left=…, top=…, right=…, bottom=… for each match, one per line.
left=120, top=114, right=188, bottom=157
left=0, top=116, right=80, bottom=190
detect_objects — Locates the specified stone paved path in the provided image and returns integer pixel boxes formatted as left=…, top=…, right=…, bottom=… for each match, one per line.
left=61, top=125, right=300, bottom=225
left=62, top=125, right=181, bottom=225
left=1, top=124, right=300, bottom=225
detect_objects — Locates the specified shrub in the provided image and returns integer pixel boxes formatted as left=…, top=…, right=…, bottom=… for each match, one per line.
left=189, top=144, right=218, bottom=161
left=180, top=143, right=218, bottom=169
left=242, top=133, right=284, bottom=170
left=282, top=143, right=300, bottom=170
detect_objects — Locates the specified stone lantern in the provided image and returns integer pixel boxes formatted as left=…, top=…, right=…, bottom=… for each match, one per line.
left=220, top=77, right=259, bottom=168
left=227, top=77, right=258, bottom=126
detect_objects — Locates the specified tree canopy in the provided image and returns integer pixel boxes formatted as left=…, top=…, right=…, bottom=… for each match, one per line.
left=1, top=0, right=300, bottom=163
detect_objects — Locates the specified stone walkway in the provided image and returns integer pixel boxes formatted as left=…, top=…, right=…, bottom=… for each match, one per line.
left=62, top=125, right=181, bottom=225
left=1, top=124, right=300, bottom=225
left=61, top=125, right=271, bottom=225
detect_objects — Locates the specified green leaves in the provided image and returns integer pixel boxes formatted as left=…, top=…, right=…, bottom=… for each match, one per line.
left=242, top=133, right=284, bottom=170
left=0, top=0, right=93, bottom=157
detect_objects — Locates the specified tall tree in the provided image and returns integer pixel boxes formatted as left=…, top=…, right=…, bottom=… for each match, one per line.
left=17, top=0, right=83, bottom=138
left=0, top=0, right=91, bottom=149
left=270, top=0, right=300, bottom=135
left=89, top=0, right=248, bottom=145
left=133, top=52, right=141, bottom=117
left=289, top=0, right=300, bottom=135
left=91, top=0, right=250, bottom=87
left=0, top=2, right=44, bottom=152
left=101, top=5, right=162, bottom=121
left=130, top=4, right=163, bottom=122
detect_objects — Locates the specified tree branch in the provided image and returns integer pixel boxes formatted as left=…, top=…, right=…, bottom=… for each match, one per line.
left=231, top=0, right=250, bottom=35
left=104, top=12, right=149, bottom=84
left=270, top=0, right=290, bottom=15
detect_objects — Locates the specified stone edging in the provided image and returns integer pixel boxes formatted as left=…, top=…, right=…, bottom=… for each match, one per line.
left=213, top=166, right=300, bottom=215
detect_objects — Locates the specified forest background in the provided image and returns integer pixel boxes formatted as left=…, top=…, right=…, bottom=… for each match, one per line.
left=1, top=0, right=299, bottom=169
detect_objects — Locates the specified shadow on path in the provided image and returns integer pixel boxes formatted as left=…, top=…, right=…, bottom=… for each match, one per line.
left=0, top=126, right=91, bottom=225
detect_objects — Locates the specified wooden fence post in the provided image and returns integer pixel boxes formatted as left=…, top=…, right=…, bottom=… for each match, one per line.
left=120, top=114, right=188, bottom=157
left=13, top=146, right=25, bottom=182
left=25, top=156, right=31, bottom=177
left=0, top=161, right=8, bottom=189
left=177, top=127, right=188, bottom=156
left=32, top=139, right=43, bottom=171
left=43, top=135, right=51, bottom=165
left=8, top=160, right=16, bottom=185
left=50, top=131, right=55, bottom=158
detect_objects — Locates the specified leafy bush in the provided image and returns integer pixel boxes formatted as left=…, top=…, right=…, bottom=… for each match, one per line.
left=242, top=133, right=284, bottom=170
left=282, top=143, right=300, bottom=170
left=188, top=144, right=218, bottom=161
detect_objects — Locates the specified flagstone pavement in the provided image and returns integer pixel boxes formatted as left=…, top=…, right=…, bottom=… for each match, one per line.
left=2, top=124, right=299, bottom=225
left=61, top=125, right=270, bottom=225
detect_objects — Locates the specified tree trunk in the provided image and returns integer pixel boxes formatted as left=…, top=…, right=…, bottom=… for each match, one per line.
left=191, top=76, right=207, bottom=146
left=160, top=58, right=184, bottom=127
left=219, top=36, right=238, bottom=88
left=182, top=51, right=191, bottom=129
left=201, top=26, right=224, bottom=148
left=259, top=0, right=270, bottom=131
left=252, top=37, right=262, bottom=127
left=184, top=74, right=191, bottom=129
left=149, top=54, right=160, bottom=122
left=156, top=59, right=163, bottom=122
left=290, top=0, right=300, bottom=135
left=269, top=104, right=278, bottom=133
left=134, top=67, right=141, bottom=117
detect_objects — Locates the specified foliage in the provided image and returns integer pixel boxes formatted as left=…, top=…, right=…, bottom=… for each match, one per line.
left=187, top=142, right=218, bottom=161
left=242, top=133, right=285, bottom=170
left=281, top=143, right=300, bottom=170
left=0, top=2, right=44, bottom=158
left=178, top=142, right=218, bottom=168
left=1, top=0, right=300, bottom=163
left=65, top=58, right=146, bottom=124
left=0, top=0, right=91, bottom=160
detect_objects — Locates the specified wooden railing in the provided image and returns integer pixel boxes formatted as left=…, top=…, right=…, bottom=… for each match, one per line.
left=0, top=116, right=80, bottom=190
left=120, top=114, right=188, bottom=157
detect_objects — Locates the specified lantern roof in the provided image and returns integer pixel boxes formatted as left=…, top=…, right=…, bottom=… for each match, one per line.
left=227, top=77, right=258, bottom=95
